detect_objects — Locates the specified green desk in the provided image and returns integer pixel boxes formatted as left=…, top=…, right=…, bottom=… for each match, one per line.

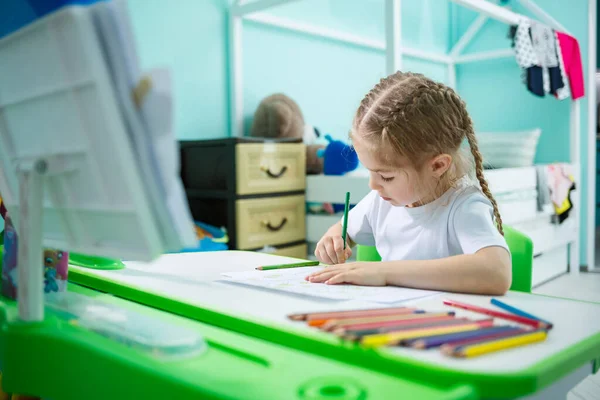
left=0, top=285, right=473, bottom=400
left=1, top=251, right=599, bottom=400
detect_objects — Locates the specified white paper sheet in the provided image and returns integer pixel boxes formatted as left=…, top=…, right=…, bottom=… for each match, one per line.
left=220, top=267, right=439, bottom=303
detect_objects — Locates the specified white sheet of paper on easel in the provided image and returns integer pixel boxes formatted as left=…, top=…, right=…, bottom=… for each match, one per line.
left=220, top=267, right=440, bottom=303
left=90, top=1, right=196, bottom=252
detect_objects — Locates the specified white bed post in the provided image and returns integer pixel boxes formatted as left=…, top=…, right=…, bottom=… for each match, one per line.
left=385, top=0, right=402, bottom=74
left=450, top=14, right=488, bottom=58
left=587, top=0, right=597, bottom=271
left=447, top=63, right=457, bottom=89
left=448, top=13, right=488, bottom=89
left=229, top=3, right=243, bottom=137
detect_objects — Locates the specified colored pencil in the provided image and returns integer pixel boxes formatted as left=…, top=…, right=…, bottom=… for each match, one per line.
left=256, top=260, right=320, bottom=270
left=439, top=327, right=531, bottom=351
left=341, top=191, right=350, bottom=249
left=360, top=320, right=491, bottom=347
left=309, top=309, right=423, bottom=328
left=342, top=318, right=493, bottom=341
left=490, top=298, right=552, bottom=326
left=442, top=329, right=548, bottom=358
left=321, top=312, right=454, bottom=331
left=335, top=315, right=460, bottom=335
left=443, top=299, right=551, bottom=329
left=340, top=317, right=470, bottom=339
left=404, top=326, right=521, bottom=349
left=288, top=306, right=415, bottom=321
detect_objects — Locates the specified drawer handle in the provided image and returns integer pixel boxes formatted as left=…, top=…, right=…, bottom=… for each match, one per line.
left=261, top=218, right=288, bottom=232
left=260, top=165, right=288, bottom=179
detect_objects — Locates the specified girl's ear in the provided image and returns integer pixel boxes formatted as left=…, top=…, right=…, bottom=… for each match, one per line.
left=430, top=154, right=452, bottom=178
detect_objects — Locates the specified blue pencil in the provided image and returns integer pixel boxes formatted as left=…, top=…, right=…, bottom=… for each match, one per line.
left=402, top=326, right=520, bottom=349
left=490, top=298, right=552, bottom=326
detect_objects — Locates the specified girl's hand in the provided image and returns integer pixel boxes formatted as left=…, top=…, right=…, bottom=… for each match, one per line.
left=305, top=262, right=386, bottom=286
left=314, top=235, right=352, bottom=264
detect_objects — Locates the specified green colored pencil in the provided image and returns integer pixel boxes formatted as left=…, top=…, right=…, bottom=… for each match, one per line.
left=342, top=191, right=350, bottom=249
left=256, top=260, right=320, bottom=270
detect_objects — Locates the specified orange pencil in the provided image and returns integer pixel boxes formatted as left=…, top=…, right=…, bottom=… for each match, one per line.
left=309, top=310, right=420, bottom=328
left=306, top=308, right=419, bottom=327
left=288, top=306, right=415, bottom=321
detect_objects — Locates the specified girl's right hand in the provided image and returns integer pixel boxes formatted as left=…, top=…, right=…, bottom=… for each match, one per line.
left=315, top=235, right=352, bottom=265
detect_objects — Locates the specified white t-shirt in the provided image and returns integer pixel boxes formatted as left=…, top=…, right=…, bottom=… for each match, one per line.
left=346, top=178, right=509, bottom=261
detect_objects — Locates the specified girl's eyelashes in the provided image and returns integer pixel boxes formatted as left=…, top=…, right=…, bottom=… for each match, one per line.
left=381, top=175, right=395, bottom=182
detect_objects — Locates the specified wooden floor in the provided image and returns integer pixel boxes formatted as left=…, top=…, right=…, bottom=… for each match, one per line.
left=533, top=272, right=600, bottom=399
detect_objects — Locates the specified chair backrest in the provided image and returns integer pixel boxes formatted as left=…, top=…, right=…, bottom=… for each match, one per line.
left=503, top=225, right=533, bottom=293
left=355, top=225, right=533, bottom=293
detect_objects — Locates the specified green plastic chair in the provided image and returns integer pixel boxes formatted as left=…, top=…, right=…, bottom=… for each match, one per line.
left=355, top=225, right=533, bottom=293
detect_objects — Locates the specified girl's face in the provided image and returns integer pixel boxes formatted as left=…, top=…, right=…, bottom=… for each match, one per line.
left=353, top=135, right=437, bottom=207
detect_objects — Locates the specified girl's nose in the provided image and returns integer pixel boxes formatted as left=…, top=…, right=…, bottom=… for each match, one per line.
left=369, top=177, right=381, bottom=191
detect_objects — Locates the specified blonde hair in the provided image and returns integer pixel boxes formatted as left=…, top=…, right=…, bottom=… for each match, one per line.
left=353, top=71, right=503, bottom=235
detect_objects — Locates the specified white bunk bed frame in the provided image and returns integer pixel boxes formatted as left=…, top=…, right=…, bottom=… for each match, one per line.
left=228, top=0, right=596, bottom=272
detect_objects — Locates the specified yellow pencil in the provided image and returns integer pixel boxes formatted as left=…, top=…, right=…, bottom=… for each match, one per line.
left=444, top=330, right=548, bottom=358
left=360, top=323, right=484, bottom=347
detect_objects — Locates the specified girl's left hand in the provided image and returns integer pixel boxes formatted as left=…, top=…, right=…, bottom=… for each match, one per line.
left=305, top=262, right=386, bottom=286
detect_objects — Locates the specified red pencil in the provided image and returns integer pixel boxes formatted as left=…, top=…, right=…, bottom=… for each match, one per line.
left=443, top=299, right=551, bottom=329
left=321, top=312, right=454, bottom=331
left=334, top=315, right=459, bottom=333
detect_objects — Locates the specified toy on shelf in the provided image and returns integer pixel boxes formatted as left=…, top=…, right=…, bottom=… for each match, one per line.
left=317, top=134, right=359, bottom=176
left=308, top=134, right=359, bottom=215
left=249, top=93, right=326, bottom=174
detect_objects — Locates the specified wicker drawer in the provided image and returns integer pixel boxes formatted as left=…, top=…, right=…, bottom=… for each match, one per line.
left=236, top=143, right=305, bottom=195
left=270, top=243, right=307, bottom=259
left=236, top=195, right=305, bottom=250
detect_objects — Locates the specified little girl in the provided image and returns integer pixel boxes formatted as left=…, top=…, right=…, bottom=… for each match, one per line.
left=307, top=71, right=511, bottom=295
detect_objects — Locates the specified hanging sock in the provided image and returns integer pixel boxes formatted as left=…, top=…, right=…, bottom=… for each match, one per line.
left=530, top=22, right=561, bottom=95
left=549, top=66, right=564, bottom=94
left=513, top=20, right=539, bottom=69
left=512, top=19, right=545, bottom=97
left=527, top=66, right=545, bottom=97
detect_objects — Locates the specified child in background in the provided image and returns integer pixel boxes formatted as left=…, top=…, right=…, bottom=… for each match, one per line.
left=308, top=71, right=511, bottom=295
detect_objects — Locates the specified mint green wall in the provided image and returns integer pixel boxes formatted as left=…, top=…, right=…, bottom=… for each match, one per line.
left=127, top=0, right=453, bottom=140
left=127, top=0, right=230, bottom=140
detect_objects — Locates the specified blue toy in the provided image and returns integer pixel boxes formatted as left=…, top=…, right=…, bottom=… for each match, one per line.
left=312, top=135, right=359, bottom=213
left=316, top=134, right=359, bottom=175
